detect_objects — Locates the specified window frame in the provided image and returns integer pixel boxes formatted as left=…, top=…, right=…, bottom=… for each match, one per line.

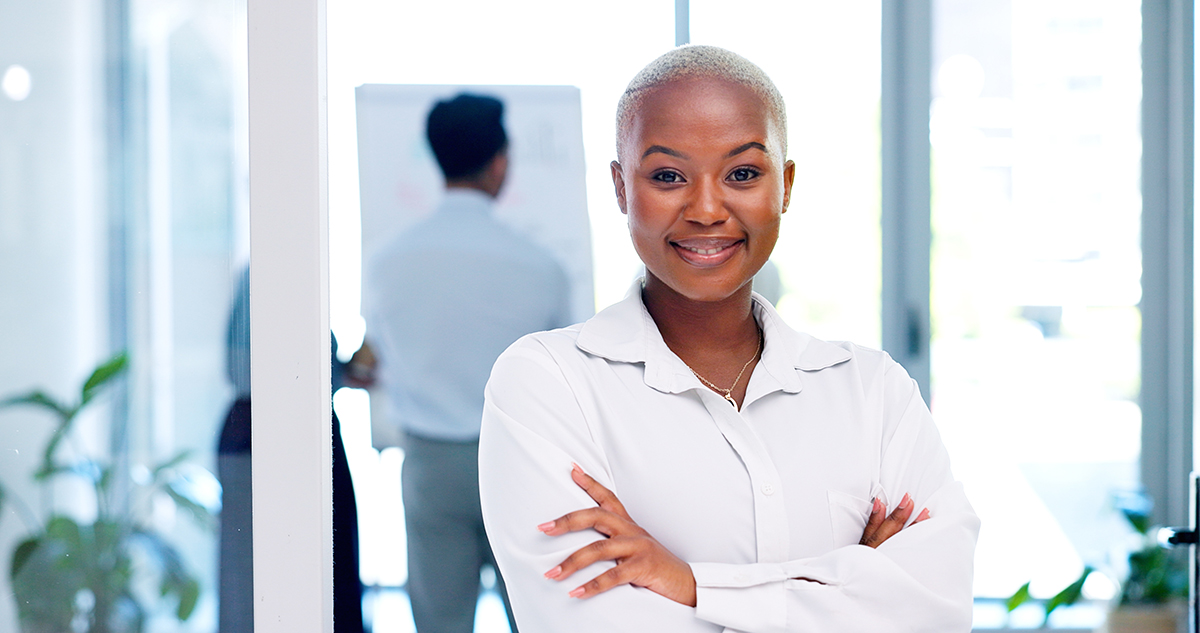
left=1139, top=0, right=1194, bottom=529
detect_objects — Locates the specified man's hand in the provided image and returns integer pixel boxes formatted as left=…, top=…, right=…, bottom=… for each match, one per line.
left=343, top=340, right=378, bottom=389
left=538, top=465, right=698, bottom=607
left=859, top=493, right=930, bottom=548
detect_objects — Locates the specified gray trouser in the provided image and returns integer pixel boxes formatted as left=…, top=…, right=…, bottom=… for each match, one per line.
left=402, top=433, right=517, bottom=633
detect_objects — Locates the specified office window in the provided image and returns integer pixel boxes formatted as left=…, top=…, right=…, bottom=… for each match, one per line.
left=691, top=0, right=883, bottom=347
left=930, top=0, right=1143, bottom=603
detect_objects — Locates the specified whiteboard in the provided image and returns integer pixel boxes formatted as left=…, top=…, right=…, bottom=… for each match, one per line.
left=355, top=84, right=595, bottom=322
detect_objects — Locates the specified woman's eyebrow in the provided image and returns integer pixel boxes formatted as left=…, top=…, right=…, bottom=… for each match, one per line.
left=641, top=145, right=687, bottom=159
left=726, top=141, right=768, bottom=158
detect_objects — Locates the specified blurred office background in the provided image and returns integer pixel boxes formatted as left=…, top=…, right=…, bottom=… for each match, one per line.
left=0, top=0, right=1192, bottom=631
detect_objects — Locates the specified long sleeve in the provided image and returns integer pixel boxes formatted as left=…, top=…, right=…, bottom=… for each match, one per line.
left=690, top=365, right=979, bottom=632
left=480, top=337, right=706, bottom=632
left=691, top=488, right=977, bottom=632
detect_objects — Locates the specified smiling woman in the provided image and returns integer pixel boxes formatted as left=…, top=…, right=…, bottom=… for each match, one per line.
left=613, top=73, right=793, bottom=309
left=478, top=45, right=979, bottom=633
left=612, top=72, right=790, bottom=406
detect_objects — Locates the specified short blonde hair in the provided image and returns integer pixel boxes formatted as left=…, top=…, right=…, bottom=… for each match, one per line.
left=616, top=45, right=788, bottom=160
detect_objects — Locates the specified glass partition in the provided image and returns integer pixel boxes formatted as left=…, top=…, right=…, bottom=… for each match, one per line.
left=0, top=1, right=247, bottom=631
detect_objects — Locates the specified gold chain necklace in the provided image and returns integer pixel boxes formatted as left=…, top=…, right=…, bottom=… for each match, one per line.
left=684, top=326, right=763, bottom=408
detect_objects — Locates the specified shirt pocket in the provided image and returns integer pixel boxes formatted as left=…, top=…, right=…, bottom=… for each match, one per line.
left=827, top=485, right=888, bottom=548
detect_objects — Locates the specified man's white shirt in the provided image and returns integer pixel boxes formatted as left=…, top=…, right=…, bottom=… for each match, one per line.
left=366, top=188, right=571, bottom=441
left=480, top=283, right=979, bottom=632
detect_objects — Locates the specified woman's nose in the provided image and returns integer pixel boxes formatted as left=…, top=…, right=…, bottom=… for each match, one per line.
left=682, top=178, right=728, bottom=225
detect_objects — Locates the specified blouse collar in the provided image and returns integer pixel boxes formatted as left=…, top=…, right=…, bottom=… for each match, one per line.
left=575, top=279, right=852, bottom=398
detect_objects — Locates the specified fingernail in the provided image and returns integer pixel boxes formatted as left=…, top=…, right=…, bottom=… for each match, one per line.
left=571, top=462, right=584, bottom=474
left=537, top=521, right=555, bottom=532
left=871, top=497, right=883, bottom=514
left=568, top=587, right=585, bottom=598
left=917, top=508, right=931, bottom=522
left=901, top=493, right=912, bottom=508
left=544, top=566, right=562, bottom=579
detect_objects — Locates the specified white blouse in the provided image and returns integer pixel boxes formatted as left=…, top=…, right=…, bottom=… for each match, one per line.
left=479, top=286, right=979, bottom=633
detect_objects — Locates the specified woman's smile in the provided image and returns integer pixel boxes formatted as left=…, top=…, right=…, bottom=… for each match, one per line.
left=671, top=236, right=744, bottom=267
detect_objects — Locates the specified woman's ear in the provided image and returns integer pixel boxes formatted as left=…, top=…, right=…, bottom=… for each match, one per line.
left=781, top=159, right=796, bottom=213
left=611, top=161, right=628, bottom=214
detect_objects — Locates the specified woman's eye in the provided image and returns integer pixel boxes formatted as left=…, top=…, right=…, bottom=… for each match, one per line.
left=652, top=171, right=684, bottom=183
left=729, top=168, right=760, bottom=182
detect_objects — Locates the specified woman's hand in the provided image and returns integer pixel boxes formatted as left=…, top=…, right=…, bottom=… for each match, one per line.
left=538, top=465, right=698, bottom=607
left=859, top=493, right=930, bottom=548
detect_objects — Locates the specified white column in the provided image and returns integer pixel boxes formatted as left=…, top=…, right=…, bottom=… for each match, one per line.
left=247, top=0, right=331, bottom=631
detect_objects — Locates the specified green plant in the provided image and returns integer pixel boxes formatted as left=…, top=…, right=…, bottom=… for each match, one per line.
left=0, top=352, right=212, bottom=633
left=1005, top=565, right=1095, bottom=628
left=1113, top=493, right=1187, bottom=606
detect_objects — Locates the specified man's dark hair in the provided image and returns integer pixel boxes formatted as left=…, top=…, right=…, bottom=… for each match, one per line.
left=426, top=93, right=508, bottom=180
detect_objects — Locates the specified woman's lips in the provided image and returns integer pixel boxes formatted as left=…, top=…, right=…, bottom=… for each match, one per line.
left=671, top=237, right=743, bottom=267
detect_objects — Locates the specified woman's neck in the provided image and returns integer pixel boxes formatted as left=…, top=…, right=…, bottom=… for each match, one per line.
left=641, top=274, right=759, bottom=360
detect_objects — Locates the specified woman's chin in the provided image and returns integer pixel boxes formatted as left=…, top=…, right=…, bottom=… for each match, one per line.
left=644, top=271, right=754, bottom=305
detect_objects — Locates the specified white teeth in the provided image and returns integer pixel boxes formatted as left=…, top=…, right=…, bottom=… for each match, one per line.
left=683, top=246, right=724, bottom=255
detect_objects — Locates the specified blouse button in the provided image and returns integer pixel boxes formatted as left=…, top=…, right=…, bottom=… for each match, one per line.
left=761, top=483, right=775, bottom=496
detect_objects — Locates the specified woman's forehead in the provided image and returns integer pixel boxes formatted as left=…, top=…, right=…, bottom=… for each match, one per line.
left=623, top=77, right=782, bottom=155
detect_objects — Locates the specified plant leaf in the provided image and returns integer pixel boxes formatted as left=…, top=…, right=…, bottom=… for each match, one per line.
left=92, top=518, right=129, bottom=553
left=1044, top=566, right=1094, bottom=625
left=1005, top=581, right=1031, bottom=612
left=176, top=577, right=201, bottom=620
left=33, top=463, right=70, bottom=482
left=39, top=406, right=83, bottom=477
left=1121, top=507, right=1152, bottom=535
left=0, top=389, right=78, bottom=481
left=44, top=516, right=83, bottom=548
left=130, top=529, right=203, bottom=621
left=10, top=537, right=39, bottom=579
left=1122, top=546, right=1189, bottom=604
left=98, top=464, right=113, bottom=496
left=80, top=351, right=128, bottom=404
left=164, top=486, right=216, bottom=530
left=0, top=391, right=72, bottom=418
left=9, top=533, right=82, bottom=629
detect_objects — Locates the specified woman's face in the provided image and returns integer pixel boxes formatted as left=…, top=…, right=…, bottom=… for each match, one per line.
left=612, top=76, right=795, bottom=304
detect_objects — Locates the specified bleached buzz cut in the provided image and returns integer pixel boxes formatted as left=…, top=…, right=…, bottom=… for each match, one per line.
left=616, top=44, right=788, bottom=161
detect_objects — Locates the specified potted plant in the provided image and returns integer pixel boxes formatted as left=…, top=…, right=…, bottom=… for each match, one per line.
left=1095, top=492, right=1187, bottom=633
left=0, top=352, right=214, bottom=633
left=1003, top=491, right=1188, bottom=632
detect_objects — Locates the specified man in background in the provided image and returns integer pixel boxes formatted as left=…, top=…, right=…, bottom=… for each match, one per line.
left=366, top=93, right=570, bottom=633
